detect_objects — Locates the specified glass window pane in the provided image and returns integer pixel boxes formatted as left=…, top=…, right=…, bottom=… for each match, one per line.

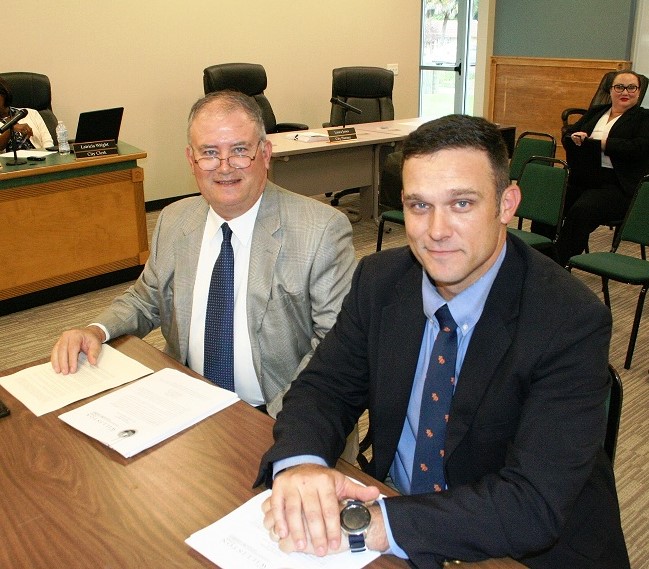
left=420, top=69, right=456, bottom=118
left=421, top=3, right=459, bottom=66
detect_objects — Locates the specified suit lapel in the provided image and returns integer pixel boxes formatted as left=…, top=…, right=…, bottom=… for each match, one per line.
left=247, top=184, right=281, bottom=342
left=174, top=199, right=209, bottom=362
left=444, top=239, right=525, bottom=460
left=373, top=259, right=427, bottom=477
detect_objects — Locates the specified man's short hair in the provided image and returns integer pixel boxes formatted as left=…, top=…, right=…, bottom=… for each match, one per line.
left=187, top=90, right=266, bottom=143
left=402, top=114, right=511, bottom=202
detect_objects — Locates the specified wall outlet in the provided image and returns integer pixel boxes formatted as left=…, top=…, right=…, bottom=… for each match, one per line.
left=387, top=63, right=399, bottom=76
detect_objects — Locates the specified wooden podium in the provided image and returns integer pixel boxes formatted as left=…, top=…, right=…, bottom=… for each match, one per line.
left=0, top=143, right=149, bottom=309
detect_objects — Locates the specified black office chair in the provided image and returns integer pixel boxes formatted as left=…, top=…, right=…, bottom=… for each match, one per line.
left=203, top=63, right=309, bottom=134
left=324, top=66, right=395, bottom=206
left=0, top=71, right=58, bottom=141
left=202, top=63, right=308, bottom=134
left=324, top=66, right=394, bottom=128
left=605, top=364, right=623, bottom=465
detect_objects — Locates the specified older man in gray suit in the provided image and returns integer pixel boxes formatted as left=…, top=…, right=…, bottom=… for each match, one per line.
left=51, top=90, right=356, bottom=420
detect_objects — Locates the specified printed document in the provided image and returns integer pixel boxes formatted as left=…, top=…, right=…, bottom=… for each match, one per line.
left=186, top=489, right=381, bottom=569
left=59, top=368, right=239, bottom=458
left=0, top=345, right=153, bottom=416
left=0, top=149, right=55, bottom=158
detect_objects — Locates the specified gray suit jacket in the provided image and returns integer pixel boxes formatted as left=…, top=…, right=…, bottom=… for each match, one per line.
left=97, top=181, right=356, bottom=415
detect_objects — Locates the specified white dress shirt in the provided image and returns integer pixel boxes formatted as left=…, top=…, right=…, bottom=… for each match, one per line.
left=187, top=196, right=264, bottom=406
left=590, top=110, right=620, bottom=169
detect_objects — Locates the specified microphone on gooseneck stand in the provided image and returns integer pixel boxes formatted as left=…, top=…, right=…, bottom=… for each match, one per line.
left=0, top=108, right=28, bottom=133
left=330, top=97, right=362, bottom=128
left=2, top=109, right=29, bottom=166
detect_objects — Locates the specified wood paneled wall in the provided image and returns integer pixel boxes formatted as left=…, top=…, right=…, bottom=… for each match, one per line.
left=487, top=57, right=630, bottom=159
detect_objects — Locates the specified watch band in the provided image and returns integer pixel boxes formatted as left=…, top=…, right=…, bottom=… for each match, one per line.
left=348, top=532, right=366, bottom=553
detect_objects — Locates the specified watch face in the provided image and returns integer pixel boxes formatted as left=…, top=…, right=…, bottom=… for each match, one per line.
left=341, top=502, right=371, bottom=532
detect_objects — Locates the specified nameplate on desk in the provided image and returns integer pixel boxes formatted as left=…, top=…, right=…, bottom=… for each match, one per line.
left=327, top=127, right=357, bottom=142
left=72, top=140, right=118, bottom=159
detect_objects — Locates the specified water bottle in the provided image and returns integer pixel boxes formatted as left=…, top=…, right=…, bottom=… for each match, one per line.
left=56, top=120, right=70, bottom=155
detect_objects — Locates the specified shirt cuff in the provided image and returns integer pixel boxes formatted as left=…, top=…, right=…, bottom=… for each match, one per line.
left=89, top=323, right=110, bottom=343
left=272, top=455, right=328, bottom=479
left=377, top=498, right=408, bottom=559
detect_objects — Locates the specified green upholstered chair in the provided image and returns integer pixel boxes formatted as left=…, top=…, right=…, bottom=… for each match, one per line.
left=568, top=175, right=649, bottom=369
left=376, top=209, right=404, bottom=252
left=375, top=151, right=405, bottom=252
left=507, top=156, right=570, bottom=260
left=509, top=131, right=556, bottom=181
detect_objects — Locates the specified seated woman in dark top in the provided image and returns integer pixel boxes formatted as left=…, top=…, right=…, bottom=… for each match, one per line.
left=555, top=70, right=649, bottom=265
left=0, top=77, right=53, bottom=153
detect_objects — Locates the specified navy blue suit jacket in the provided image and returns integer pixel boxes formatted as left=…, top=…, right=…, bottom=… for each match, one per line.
left=258, top=236, right=628, bottom=568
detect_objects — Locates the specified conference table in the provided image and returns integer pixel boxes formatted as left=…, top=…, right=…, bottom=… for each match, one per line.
left=0, top=143, right=149, bottom=310
left=0, top=336, right=524, bottom=569
left=267, top=118, right=516, bottom=221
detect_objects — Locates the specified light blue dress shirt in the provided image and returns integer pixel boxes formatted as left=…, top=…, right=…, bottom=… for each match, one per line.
left=380, top=243, right=506, bottom=557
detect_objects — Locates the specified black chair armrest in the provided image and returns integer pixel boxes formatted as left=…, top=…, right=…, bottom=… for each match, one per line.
left=275, top=122, right=309, bottom=133
left=561, top=107, right=587, bottom=124
left=561, top=107, right=587, bottom=137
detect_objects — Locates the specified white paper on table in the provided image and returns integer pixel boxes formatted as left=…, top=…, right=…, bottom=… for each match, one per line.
left=59, top=368, right=239, bottom=458
left=186, top=489, right=381, bottom=569
left=0, top=149, right=56, bottom=158
left=285, top=131, right=330, bottom=143
left=0, top=344, right=153, bottom=416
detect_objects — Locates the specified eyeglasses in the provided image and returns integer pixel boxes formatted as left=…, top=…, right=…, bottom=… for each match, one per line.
left=193, top=140, right=262, bottom=171
left=611, top=84, right=639, bottom=94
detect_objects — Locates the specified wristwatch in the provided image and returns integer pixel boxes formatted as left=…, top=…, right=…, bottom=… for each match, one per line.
left=340, top=500, right=372, bottom=553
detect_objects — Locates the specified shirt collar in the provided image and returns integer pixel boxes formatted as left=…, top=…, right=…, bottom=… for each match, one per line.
left=205, top=194, right=263, bottom=246
left=421, top=242, right=507, bottom=337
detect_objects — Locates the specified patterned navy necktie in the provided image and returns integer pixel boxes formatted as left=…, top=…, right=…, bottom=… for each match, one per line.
left=203, top=222, right=235, bottom=391
left=411, top=304, right=458, bottom=494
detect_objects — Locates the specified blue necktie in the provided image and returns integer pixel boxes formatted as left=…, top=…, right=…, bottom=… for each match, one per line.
left=411, top=304, right=458, bottom=494
left=203, top=223, right=235, bottom=391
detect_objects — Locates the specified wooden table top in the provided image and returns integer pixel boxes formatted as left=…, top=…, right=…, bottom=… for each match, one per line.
left=0, top=141, right=146, bottom=181
left=0, top=336, right=523, bottom=568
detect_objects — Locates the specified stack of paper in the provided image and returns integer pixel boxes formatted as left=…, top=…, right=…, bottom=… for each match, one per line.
left=59, top=368, right=239, bottom=458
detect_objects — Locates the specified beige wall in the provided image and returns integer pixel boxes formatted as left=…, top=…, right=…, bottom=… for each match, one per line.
left=6, top=1, right=421, bottom=201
